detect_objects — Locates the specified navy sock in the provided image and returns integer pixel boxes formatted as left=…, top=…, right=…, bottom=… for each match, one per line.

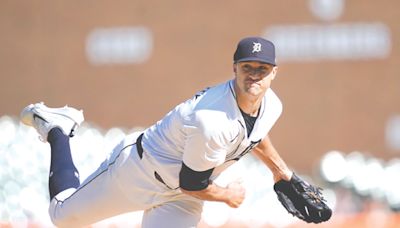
left=47, top=128, right=80, bottom=200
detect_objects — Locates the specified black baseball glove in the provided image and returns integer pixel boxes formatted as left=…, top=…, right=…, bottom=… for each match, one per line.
left=273, top=173, right=332, bottom=223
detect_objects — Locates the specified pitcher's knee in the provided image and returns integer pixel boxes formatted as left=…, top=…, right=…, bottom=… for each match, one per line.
left=48, top=190, right=86, bottom=228
left=50, top=213, right=80, bottom=228
left=49, top=202, right=77, bottom=227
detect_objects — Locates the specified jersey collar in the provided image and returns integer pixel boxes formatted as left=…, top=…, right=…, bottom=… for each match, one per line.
left=228, top=79, right=267, bottom=140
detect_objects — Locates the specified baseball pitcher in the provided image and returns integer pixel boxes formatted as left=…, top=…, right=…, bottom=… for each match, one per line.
left=20, top=37, right=331, bottom=227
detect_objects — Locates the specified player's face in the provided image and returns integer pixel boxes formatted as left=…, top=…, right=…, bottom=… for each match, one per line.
left=234, top=61, right=277, bottom=97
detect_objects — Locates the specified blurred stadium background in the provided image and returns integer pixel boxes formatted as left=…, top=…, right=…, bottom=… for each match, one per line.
left=1, top=0, right=399, bottom=227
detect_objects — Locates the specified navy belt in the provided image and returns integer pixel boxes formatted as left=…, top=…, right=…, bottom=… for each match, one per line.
left=135, top=133, right=178, bottom=190
left=136, top=133, right=144, bottom=159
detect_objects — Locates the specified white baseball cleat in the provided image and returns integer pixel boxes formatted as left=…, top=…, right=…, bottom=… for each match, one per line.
left=20, top=102, right=84, bottom=142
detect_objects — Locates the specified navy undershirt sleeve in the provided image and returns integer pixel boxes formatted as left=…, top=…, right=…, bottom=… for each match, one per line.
left=179, top=162, right=214, bottom=191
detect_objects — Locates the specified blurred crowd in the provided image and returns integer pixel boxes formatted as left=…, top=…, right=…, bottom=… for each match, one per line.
left=1, top=115, right=399, bottom=228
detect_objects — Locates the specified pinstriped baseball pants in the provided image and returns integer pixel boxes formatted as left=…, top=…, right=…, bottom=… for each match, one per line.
left=48, top=133, right=203, bottom=228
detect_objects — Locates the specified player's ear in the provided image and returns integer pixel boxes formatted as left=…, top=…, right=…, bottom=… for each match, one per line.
left=271, top=66, right=278, bottom=80
left=233, top=63, right=237, bottom=73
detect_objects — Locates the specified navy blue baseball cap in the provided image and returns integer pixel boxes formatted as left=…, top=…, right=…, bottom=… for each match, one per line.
left=233, top=37, right=276, bottom=66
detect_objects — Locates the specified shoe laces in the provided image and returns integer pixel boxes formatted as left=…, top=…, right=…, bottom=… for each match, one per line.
left=38, top=135, right=45, bottom=142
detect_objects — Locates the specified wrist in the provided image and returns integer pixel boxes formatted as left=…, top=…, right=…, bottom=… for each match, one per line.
left=273, top=170, right=293, bottom=183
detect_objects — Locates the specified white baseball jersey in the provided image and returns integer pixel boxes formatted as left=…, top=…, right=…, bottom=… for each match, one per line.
left=142, top=79, right=282, bottom=190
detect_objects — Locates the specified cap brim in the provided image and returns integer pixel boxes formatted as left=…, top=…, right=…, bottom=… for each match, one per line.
left=235, top=57, right=276, bottom=66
